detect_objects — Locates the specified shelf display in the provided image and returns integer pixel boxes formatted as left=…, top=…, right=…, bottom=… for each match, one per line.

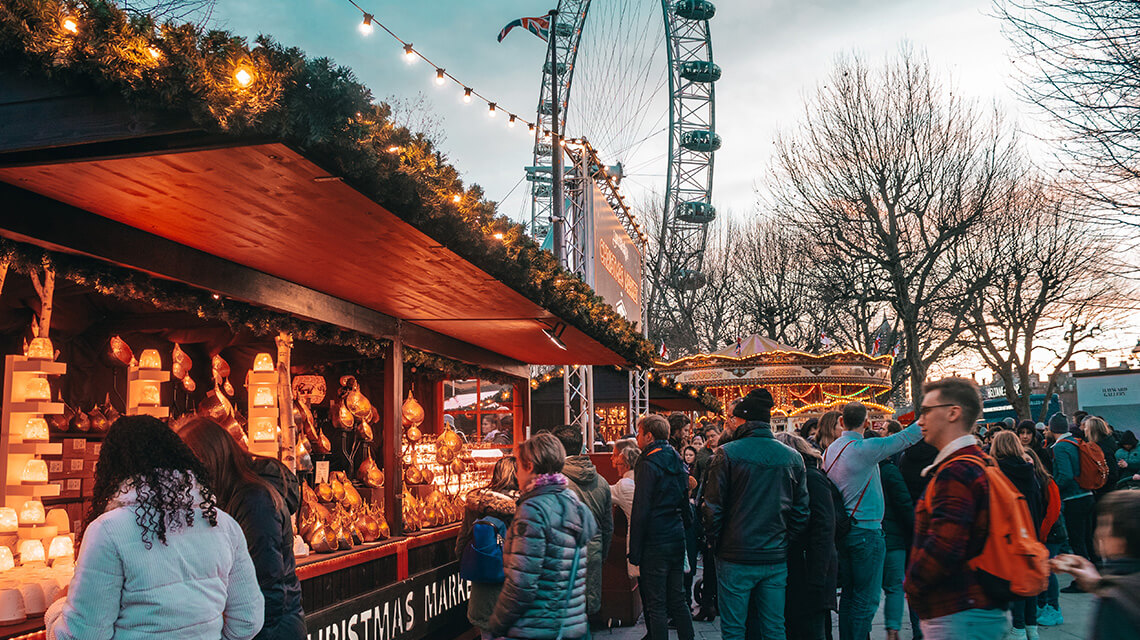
left=245, top=353, right=279, bottom=458
left=299, top=473, right=389, bottom=554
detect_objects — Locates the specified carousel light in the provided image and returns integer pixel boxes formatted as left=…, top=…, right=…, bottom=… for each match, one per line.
left=24, top=377, right=50, bottom=401
left=252, top=353, right=275, bottom=373
left=253, top=386, right=274, bottom=408
left=251, top=418, right=276, bottom=442
left=61, top=16, right=78, bottom=34
left=358, top=13, right=374, bottom=35
left=17, top=540, right=45, bottom=564
left=234, top=68, right=253, bottom=87
left=435, top=68, right=446, bottom=85
left=21, top=459, right=48, bottom=485
left=138, top=349, right=162, bottom=370
left=47, top=536, right=73, bottom=563
left=0, top=509, right=17, bottom=533
left=26, top=338, right=53, bottom=360
left=19, top=501, right=45, bottom=526
left=140, top=383, right=160, bottom=406
left=22, top=418, right=48, bottom=443
left=0, top=547, right=13, bottom=572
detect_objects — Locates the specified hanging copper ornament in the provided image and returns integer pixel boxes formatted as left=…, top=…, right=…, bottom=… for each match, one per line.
left=211, top=355, right=234, bottom=396
left=105, top=336, right=134, bottom=368
left=401, top=391, right=424, bottom=427
left=171, top=344, right=192, bottom=380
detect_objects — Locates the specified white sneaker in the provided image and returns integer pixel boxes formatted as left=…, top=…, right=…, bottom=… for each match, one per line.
left=1005, top=628, right=1028, bottom=640
left=1026, top=625, right=1040, bottom=640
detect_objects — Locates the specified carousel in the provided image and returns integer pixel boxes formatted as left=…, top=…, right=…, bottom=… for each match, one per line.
left=655, top=335, right=894, bottom=429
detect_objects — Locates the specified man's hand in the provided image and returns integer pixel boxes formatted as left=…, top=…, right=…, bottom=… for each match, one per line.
left=1119, top=459, right=1128, bottom=469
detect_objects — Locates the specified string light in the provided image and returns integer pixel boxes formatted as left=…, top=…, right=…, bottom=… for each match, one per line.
left=435, top=68, right=445, bottom=85
left=359, top=13, right=374, bottom=35
left=462, top=87, right=472, bottom=103
left=487, top=103, right=496, bottom=117
left=61, top=16, right=78, bottom=34
left=508, top=114, right=516, bottom=128
left=493, top=232, right=504, bottom=240
left=234, top=68, right=253, bottom=87
left=148, top=46, right=162, bottom=60
left=403, top=43, right=415, bottom=62
left=452, top=194, right=462, bottom=203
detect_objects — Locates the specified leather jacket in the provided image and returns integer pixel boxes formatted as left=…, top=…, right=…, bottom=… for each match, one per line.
left=702, top=422, right=809, bottom=564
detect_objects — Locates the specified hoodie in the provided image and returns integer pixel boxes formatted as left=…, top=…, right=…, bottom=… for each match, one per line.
left=629, top=440, right=693, bottom=564
left=996, top=455, right=1045, bottom=529
left=562, top=455, right=613, bottom=615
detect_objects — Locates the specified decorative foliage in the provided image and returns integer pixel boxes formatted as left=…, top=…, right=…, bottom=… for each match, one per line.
left=530, top=369, right=722, bottom=413
left=404, top=347, right=516, bottom=385
left=0, top=0, right=655, bottom=366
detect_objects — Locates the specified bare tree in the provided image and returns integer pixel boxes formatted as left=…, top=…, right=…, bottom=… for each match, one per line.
left=997, top=0, right=1140, bottom=229
left=119, top=0, right=217, bottom=24
left=964, top=173, right=1131, bottom=420
left=732, top=215, right=818, bottom=349
left=771, top=47, right=1015, bottom=407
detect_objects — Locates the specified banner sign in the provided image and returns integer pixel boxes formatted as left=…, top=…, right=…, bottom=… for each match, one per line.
left=1076, top=372, right=1140, bottom=408
left=589, top=183, right=642, bottom=322
left=305, top=562, right=470, bottom=640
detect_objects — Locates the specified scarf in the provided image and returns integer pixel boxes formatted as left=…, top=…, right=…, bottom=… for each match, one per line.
left=524, top=472, right=567, bottom=494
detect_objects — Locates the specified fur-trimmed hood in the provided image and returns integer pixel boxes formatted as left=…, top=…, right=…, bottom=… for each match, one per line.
left=463, top=488, right=519, bottom=520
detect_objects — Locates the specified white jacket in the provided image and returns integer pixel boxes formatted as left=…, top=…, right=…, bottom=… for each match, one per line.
left=46, top=477, right=264, bottom=640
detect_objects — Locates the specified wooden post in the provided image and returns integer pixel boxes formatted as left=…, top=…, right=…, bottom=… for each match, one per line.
left=276, top=332, right=296, bottom=472
left=383, top=326, right=404, bottom=534
left=516, top=381, right=530, bottom=446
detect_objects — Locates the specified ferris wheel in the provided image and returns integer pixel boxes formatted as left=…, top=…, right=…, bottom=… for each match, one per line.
left=525, top=0, right=720, bottom=326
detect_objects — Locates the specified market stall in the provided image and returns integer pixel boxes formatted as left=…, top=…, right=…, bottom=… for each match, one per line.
left=0, top=3, right=653, bottom=638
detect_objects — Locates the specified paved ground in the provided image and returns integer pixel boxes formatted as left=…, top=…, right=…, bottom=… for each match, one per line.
left=595, top=583, right=1096, bottom=640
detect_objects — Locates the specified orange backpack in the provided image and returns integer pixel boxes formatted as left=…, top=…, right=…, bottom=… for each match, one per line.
left=1059, top=439, right=1109, bottom=490
left=924, top=454, right=1049, bottom=599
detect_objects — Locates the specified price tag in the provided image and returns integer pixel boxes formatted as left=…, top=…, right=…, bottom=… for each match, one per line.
left=315, top=461, right=330, bottom=485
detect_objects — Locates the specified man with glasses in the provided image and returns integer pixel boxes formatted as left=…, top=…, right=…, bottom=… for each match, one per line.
left=905, top=377, right=1006, bottom=640
left=823, top=401, right=922, bottom=640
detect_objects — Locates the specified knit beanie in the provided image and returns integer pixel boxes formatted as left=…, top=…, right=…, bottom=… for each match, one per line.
left=1048, top=412, right=1070, bottom=434
left=1017, top=420, right=1036, bottom=432
left=733, top=388, right=774, bottom=423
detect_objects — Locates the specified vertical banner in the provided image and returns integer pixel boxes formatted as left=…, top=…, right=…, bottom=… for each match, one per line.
left=589, top=183, right=642, bottom=322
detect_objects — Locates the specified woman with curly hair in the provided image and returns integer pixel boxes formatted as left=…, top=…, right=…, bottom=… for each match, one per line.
left=45, top=415, right=263, bottom=640
left=180, top=417, right=305, bottom=640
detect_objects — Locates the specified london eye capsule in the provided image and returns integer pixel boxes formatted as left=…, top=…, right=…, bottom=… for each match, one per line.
left=680, top=60, right=721, bottom=83
left=680, top=130, right=722, bottom=152
left=553, top=22, right=575, bottom=37
left=544, top=61, right=568, bottom=76
left=671, top=269, right=708, bottom=291
left=673, top=0, right=716, bottom=21
left=677, top=201, right=716, bottom=224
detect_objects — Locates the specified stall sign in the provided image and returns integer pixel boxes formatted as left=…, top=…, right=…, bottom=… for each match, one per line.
left=588, top=182, right=642, bottom=322
left=305, top=562, right=470, bottom=640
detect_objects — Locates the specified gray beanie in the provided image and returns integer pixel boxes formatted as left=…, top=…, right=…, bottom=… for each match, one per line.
left=1048, top=412, right=1070, bottom=434
left=1003, top=417, right=1016, bottom=429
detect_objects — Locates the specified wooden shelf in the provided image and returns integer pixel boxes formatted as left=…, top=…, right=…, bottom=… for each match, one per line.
left=6, top=443, right=62, bottom=456
left=5, top=402, right=65, bottom=415
left=8, top=360, right=67, bottom=375
left=6, top=484, right=60, bottom=498
left=128, top=369, right=171, bottom=382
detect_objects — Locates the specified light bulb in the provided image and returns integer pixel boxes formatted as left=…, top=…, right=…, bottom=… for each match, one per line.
left=23, top=418, right=48, bottom=442
left=452, top=194, right=461, bottom=203
left=493, top=233, right=504, bottom=240
left=148, top=46, right=162, bottom=60
left=19, top=501, right=45, bottom=526
left=139, top=349, right=162, bottom=370
left=462, top=88, right=472, bottom=103
left=18, top=540, right=45, bottom=564
left=487, top=103, right=496, bottom=117
left=0, top=547, right=12, bottom=571
left=25, top=337, right=53, bottom=360
left=253, top=386, right=274, bottom=407
left=359, top=13, right=374, bottom=35
left=435, top=68, right=445, bottom=85
left=508, top=114, right=516, bottom=128
left=22, top=459, right=48, bottom=485
left=252, top=353, right=274, bottom=373
left=24, top=377, right=50, bottom=401
left=61, top=17, right=78, bottom=34
left=47, top=536, right=73, bottom=562
left=0, top=509, right=17, bottom=533
left=403, top=43, right=415, bottom=62
left=234, top=68, right=252, bottom=87
left=140, top=383, right=160, bottom=406
left=252, top=418, right=276, bottom=442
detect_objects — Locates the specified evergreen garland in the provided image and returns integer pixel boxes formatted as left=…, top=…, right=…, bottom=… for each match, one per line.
left=0, top=0, right=655, bottom=366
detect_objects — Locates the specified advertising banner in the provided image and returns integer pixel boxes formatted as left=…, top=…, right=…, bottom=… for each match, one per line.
left=1076, top=371, right=1140, bottom=431
left=588, top=183, right=642, bottom=323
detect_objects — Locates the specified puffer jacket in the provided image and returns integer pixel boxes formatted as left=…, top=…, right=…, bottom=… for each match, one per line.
left=629, top=440, right=691, bottom=564
left=702, top=422, right=809, bottom=564
left=488, top=478, right=597, bottom=639
left=1117, top=444, right=1140, bottom=476
left=562, top=455, right=613, bottom=615
left=46, top=477, right=263, bottom=640
left=454, top=488, right=519, bottom=630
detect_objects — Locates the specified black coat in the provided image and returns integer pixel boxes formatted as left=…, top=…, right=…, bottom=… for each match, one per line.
left=880, top=459, right=914, bottom=551
left=996, top=455, right=1045, bottom=529
left=898, top=440, right=939, bottom=502
left=630, top=440, right=692, bottom=562
left=1095, top=438, right=1121, bottom=496
left=786, top=464, right=838, bottom=616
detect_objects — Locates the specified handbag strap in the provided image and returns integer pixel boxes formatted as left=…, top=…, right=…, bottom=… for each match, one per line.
left=825, top=439, right=856, bottom=474
left=555, top=537, right=584, bottom=640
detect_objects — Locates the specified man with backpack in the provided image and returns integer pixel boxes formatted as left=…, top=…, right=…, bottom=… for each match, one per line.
left=1047, top=412, right=1098, bottom=568
left=906, top=377, right=1047, bottom=640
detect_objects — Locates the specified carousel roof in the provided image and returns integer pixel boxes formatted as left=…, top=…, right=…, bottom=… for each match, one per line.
left=709, top=334, right=797, bottom=359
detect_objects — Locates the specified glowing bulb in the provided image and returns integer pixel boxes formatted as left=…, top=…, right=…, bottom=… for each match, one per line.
left=252, top=353, right=274, bottom=373
left=435, top=68, right=445, bottom=85
left=47, top=536, right=73, bottom=562
left=462, top=88, right=472, bottom=103
left=148, top=46, right=162, bottom=59
left=139, top=349, right=162, bottom=370
left=19, top=501, right=45, bottom=526
left=234, top=68, right=252, bottom=87
left=359, top=13, right=374, bottom=35
left=493, top=233, right=504, bottom=240
left=0, top=547, right=12, bottom=571
left=140, top=383, right=160, bottom=406
left=452, top=194, right=461, bottom=203
left=253, top=386, right=274, bottom=407
left=26, top=337, right=53, bottom=360
left=22, top=418, right=48, bottom=443
left=22, top=459, right=48, bottom=485
left=0, top=509, right=17, bottom=533
left=24, top=377, right=50, bottom=401
left=61, top=17, right=78, bottom=34
left=403, top=43, right=415, bottom=62
left=252, top=418, right=275, bottom=442
left=528, top=123, right=536, bottom=132
left=508, top=114, right=516, bottom=128
left=18, top=540, right=45, bottom=564
left=386, top=145, right=401, bottom=154
left=488, top=103, right=496, bottom=117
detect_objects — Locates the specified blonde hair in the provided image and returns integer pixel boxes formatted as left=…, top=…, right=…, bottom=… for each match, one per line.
left=518, top=432, right=566, bottom=475
left=990, top=430, right=1026, bottom=460
left=1083, top=416, right=1111, bottom=443
left=775, top=431, right=822, bottom=463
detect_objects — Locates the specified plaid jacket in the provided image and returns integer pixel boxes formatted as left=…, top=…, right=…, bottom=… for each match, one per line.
left=905, top=444, right=1001, bottom=619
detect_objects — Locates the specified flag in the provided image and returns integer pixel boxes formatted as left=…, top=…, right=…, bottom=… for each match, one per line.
left=820, top=332, right=835, bottom=349
left=892, top=342, right=901, bottom=359
left=872, top=336, right=882, bottom=356
left=497, top=15, right=550, bottom=42
left=659, top=342, right=668, bottom=360
left=734, top=336, right=743, bottom=357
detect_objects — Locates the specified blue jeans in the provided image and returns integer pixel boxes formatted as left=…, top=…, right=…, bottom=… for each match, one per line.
left=1038, top=541, right=1064, bottom=610
left=919, top=608, right=1006, bottom=640
left=717, top=559, right=786, bottom=640
left=882, top=548, right=905, bottom=631
left=838, top=527, right=885, bottom=640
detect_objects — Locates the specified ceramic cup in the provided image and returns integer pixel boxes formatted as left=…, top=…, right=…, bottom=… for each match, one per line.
left=0, top=585, right=26, bottom=625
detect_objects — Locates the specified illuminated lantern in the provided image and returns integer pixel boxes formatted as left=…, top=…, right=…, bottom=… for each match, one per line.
left=26, top=338, right=53, bottom=360
left=140, top=383, right=160, bottom=406
left=21, top=459, right=48, bottom=485
left=17, top=540, right=45, bottom=564
left=0, top=547, right=13, bottom=571
left=19, top=501, right=45, bottom=525
left=22, top=418, right=49, bottom=443
left=253, top=353, right=274, bottom=373
left=138, top=349, right=162, bottom=370
left=45, top=509, right=69, bottom=534
left=253, top=387, right=274, bottom=407
left=0, top=509, right=17, bottom=533
left=24, top=377, right=50, bottom=401
left=47, top=537, right=73, bottom=563
left=251, top=419, right=276, bottom=442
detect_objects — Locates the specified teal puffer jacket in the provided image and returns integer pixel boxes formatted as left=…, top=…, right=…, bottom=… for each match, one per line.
left=488, top=479, right=597, bottom=639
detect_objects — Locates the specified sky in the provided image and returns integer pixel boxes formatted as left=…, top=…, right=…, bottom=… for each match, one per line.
left=205, top=0, right=1138, bottom=373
